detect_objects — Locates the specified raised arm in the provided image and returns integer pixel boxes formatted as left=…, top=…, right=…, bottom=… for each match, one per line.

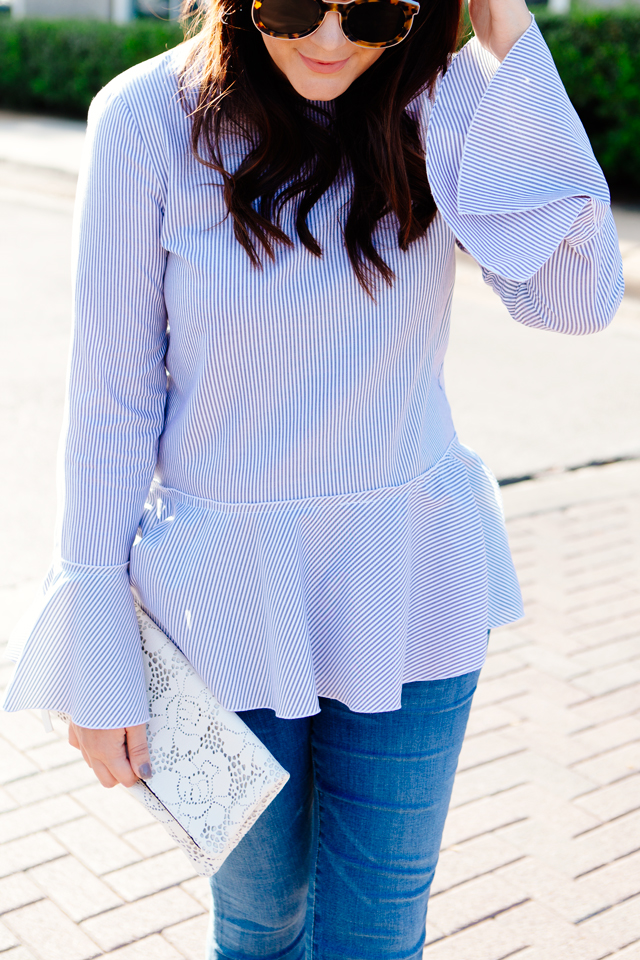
left=3, top=77, right=169, bottom=729
left=425, top=15, right=624, bottom=333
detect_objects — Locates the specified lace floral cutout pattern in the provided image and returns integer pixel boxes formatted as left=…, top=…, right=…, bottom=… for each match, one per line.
left=58, top=601, right=289, bottom=877
left=132, top=604, right=289, bottom=875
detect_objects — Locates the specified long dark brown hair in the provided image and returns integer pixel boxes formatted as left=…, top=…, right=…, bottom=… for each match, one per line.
left=180, top=0, right=463, bottom=293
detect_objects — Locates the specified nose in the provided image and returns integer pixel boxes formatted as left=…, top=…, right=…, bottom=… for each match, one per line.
left=311, top=10, right=347, bottom=51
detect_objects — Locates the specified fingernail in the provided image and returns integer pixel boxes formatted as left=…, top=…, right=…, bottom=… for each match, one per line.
left=139, top=763, right=152, bottom=779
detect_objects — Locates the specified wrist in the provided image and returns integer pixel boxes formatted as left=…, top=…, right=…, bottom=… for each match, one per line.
left=491, top=9, right=533, bottom=62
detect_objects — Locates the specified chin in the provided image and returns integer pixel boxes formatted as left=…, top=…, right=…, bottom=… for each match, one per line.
left=292, top=76, right=349, bottom=101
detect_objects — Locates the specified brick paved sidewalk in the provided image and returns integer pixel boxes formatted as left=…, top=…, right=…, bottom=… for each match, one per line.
left=423, top=461, right=640, bottom=960
left=0, top=460, right=638, bottom=960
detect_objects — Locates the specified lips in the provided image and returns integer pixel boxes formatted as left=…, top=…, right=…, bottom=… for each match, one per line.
left=298, top=52, right=350, bottom=74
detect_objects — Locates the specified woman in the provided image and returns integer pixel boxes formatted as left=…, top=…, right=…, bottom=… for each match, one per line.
left=4, top=0, right=623, bottom=954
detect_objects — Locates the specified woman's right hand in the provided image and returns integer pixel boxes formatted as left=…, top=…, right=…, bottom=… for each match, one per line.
left=68, top=722, right=152, bottom=788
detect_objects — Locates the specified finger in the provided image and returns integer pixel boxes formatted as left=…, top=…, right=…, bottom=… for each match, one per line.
left=69, top=724, right=93, bottom=768
left=68, top=723, right=80, bottom=750
left=103, top=751, right=141, bottom=788
left=92, top=729, right=140, bottom=788
left=126, top=723, right=152, bottom=780
left=90, top=758, right=119, bottom=789
left=74, top=726, right=138, bottom=788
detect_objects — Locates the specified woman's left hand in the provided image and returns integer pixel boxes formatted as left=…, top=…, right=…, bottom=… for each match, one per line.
left=468, top=0, right=532, bottom=62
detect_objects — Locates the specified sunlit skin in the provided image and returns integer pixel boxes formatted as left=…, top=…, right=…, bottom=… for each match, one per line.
left=262, top=10, right=385, bottom=101
left=468, top=0, right=532, bottom=62
left=70, top=0, right=533, bottom=787
left=261, top=0, right=532, bottom=101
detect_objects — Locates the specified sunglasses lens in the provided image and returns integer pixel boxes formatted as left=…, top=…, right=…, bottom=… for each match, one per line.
left=346, top=1, right=406, bottom=43
left=256, top=0, right=322, bottom=34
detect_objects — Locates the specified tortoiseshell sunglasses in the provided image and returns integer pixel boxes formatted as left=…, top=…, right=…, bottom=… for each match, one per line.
left=252, top=0, right=421, bottom=49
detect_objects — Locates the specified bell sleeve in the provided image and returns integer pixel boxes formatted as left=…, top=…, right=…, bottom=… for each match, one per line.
left=2, top=80, right=168, bottom=729
left=426, top=17, right=624, bottom=332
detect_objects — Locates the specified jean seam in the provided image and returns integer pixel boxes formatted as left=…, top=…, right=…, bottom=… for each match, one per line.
left=308, top=744, right=323, bottom=959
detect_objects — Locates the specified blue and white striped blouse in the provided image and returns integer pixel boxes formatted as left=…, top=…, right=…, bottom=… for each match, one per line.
left=3, top=18, right=623, bottom=728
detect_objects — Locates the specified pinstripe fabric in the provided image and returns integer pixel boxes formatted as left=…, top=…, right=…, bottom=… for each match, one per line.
left=3, top=19, right=623, bottom=728
left=424, top=21, right=613, bottom=282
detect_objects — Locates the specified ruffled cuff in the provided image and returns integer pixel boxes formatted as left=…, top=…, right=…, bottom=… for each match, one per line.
left=426, top=17, right=610, bottom=281
left=2, top=560, right=149, bottom=729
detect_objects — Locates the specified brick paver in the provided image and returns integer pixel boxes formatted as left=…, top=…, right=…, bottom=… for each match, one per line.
left=422, top=475, right=640, bottom=959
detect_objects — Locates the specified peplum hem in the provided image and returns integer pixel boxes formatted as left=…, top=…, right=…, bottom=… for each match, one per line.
left=3, top=440, right=522, bottom=726
left=128, top=438, right=523, bottom=719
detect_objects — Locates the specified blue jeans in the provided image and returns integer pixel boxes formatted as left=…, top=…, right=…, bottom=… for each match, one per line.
left=207, top=670, right=480, bottom=960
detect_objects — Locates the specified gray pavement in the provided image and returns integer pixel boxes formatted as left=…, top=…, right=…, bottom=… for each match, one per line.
left=447, top=251, right=640, bottom=480
left=0, top=111, right=86, bottom=175
left=1, top=116, right=639, bottom=959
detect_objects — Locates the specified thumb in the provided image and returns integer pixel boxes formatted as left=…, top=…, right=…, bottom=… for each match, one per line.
left=125, top=723, right=152, bottom=780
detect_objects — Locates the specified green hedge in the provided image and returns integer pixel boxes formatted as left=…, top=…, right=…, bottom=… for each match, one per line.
left=536, top=10, right=640, bottom=195
left=0, top=18, right=183, bottom=118
left=0, top=11, right=639, bottom=192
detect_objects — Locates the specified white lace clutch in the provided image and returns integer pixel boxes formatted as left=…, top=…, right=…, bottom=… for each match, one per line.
left=56, top=601, right=289, bottom=877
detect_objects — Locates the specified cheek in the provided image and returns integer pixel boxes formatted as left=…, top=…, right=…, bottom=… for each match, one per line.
left=262, top=36, right=294, bottom=77
left=353, top=47, right=384, bottom=77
